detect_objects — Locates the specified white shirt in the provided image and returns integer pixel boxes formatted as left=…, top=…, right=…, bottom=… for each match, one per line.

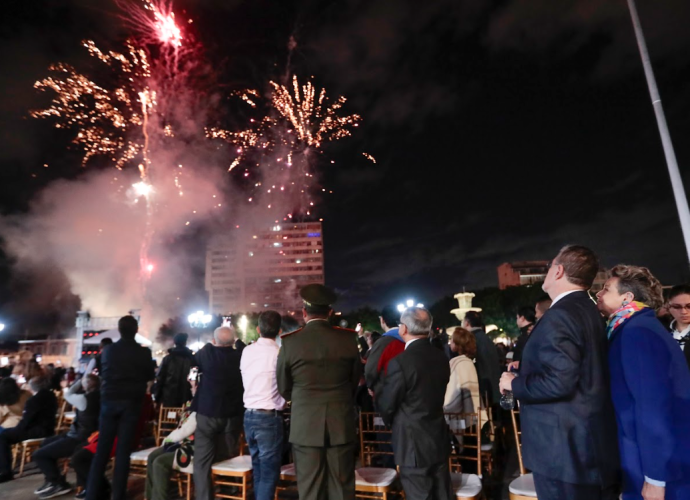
left=550, top=289, right=582, bottom=307
left=239, top=337, right=286, bottom=411
left=405, top=338, right=421, bottom=350
left=670, top=320, right=690, bottom=341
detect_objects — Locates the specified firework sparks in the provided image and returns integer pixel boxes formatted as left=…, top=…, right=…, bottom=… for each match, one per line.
left=362, top=152, right=376, bottom=163
left=117, top=0, right=183, bottom=48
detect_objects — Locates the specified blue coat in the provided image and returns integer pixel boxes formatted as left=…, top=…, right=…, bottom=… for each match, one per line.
left=608, top=309, right=690, bottom=499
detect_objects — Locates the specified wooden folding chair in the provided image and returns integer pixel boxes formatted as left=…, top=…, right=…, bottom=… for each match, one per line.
left=212, top=454, right=253, bottom=500
left=11, top=438, right=45, bottom=477
left=354, top=412, right=402, bottom=500
left=479, top=394, right=494, bottom=476
left=446, top=411, right=483, bottom=499
left=508, top=405, right=537, bottom=500
left=156, top=406, right=185, bottom=445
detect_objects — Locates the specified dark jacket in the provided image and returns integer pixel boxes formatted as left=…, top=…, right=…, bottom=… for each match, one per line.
left=15, top=388, right=58, bottom=438
left=277, top=319, right=361, bottom=447
left=154, top=346, right=195, bottom=407
left=364, top=333, right=403, bottom=396
left=67, top=390, right=100, bottom=442
left=100, top=338, right=155, bottom=401
left=609, top=309, right=690, bottom=495
left=512, top=324, right=533, bottom=364
left=472, top=327, right=501, bottom=405
left=194, top=342, right=244, bottom=418
left=377, top=339, right=451, bottom=467
left=512, top=291, right=619, bottom=486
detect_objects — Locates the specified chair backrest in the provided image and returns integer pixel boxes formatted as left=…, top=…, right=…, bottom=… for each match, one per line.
left=359, top=412, right=394, bottom=466
left=510, top=405, right=527, bottom=475
left=157, top=406, right=184, bottom=445
left=480, top=393, right=494, bottom=442
left=445, top=410, right=482, bottom=475
left=55, top=398, right=68, bottom=434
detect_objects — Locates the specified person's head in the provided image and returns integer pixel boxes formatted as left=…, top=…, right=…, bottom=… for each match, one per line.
left=258, top=310, right=282, bottom=339
left=543, top=245, right=599, bottom=298
left=516, top=306, right=536, bottom=328
left=450, top=328, right=477, bottom=359
left=379, top=305, right=400, bottom=332
left=367, top=331, right=382, bottom=348
left=81, top=373, right=100, bottom=393
left=173, top=333, right=189, bottom=348
left=28, top=375, right=51, bottom=394
left=99, top=337, right=113, bottom=351
left=667, top=284, right=690, bottom=329
left=300, top=284, right=337, bottom=321
left=534, top=295, right=552, bottom=320
left=399, top=307, right=433, bottom=341
left=596, top=264, right=664, bottom=317
left=0, top=377, right=21, bottom=406
left=118, top=315, right=139, bottom=340
left=213, top=326, right=236, bottom=347
left=462, top=310, right=484, bottom=330
left=281, top=315, right=301, bottom=334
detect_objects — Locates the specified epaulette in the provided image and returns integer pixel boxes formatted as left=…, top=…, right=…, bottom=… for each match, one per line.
left=281, top=327, right=303, bottom=338
left=332, top=326, right=357, bottom=334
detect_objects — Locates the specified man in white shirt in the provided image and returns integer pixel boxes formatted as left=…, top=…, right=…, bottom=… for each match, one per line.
left=239, top=311, right=286, bottom=500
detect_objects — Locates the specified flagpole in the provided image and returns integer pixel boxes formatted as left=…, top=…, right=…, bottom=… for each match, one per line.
left=627, top=0, right=690, bottom=265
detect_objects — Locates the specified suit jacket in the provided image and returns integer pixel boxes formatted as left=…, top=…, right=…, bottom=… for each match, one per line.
left=377, top=339, right=451, bottom=467
left=277, top=319, right=361, bottom=447
left=195, top=342, right=244, bottom=418
left=472, top=328, right=501, bottom=405
left=608, top=309, right=690, bottom=494
left=512, top=291, right=619, bottom=486
left=100, top=338, right=155, bottom=401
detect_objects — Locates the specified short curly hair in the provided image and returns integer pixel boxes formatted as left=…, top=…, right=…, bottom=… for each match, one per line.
left=450, top=328, right=477, bottom=360
left=609, top=264, right=664, bottom=310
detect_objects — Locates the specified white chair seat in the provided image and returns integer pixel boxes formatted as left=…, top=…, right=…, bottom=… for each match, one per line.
left=509, top=474, right=537, bottom=497
left=480, top=443, right=493, bottom=452
left=355, top=467, right=397, bottom=487
left=63, top=411, right=76, bottom=420
left=280, top=463, right=296, bottom=478
left=130, top=447, right=157, bottom=463
left=451, top=473, right=482, bottom=498
left=212, top=455, right=253, bottom=473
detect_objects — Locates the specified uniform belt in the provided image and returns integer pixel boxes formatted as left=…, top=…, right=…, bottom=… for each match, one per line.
left=246, top=408, right=283, bottom=415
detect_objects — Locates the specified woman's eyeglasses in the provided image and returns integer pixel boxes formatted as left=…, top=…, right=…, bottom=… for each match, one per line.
left=669, top=304, right=690, bottom=311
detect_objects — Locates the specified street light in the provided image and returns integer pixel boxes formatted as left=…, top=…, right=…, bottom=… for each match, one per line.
left=0, top=323, right=4, bottom=333
left=188, top=311, right=213, bottom=351
left=397, top=300, right=424, bottom=313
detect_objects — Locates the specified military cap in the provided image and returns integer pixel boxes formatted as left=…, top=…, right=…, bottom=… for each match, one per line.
left=300, top=284, right=338, bottom=308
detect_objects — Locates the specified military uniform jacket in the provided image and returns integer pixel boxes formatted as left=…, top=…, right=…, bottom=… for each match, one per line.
left=277, top=319, right=361, bottom=447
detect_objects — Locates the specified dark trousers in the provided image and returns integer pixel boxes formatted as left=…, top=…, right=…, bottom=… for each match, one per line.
left=70, top=447, right=93, bottom=488
left=85, top=399, right=142, bottom=500
left=33, top=434, right=82, bottom=483
left=533, top=472, right=619, bottom=500
left=0, top=427, right=36, bottom=475
left=292, top=441, right=356, bottom=500
left=146, top=446, right=176, bottom=500
left=244, top=410, right=283, bottom=500
left=193, top=413, right=243, bottom=500
left=398, top=461, right=454, bottom=500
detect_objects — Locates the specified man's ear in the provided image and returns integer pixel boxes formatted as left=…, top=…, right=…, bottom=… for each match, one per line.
left=256, top=326, right=262, bottom=336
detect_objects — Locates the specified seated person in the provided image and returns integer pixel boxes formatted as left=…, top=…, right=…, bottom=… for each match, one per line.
left=146, top=400, right=197, bottom=500
left=0, top=378, right=32, bottom=432
left=0, top=375, right=58, bottom=482
left=32, top=374, right=101, bottom=498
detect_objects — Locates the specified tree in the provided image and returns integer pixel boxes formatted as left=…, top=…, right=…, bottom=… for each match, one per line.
left=472, top=284, right=546, bottom=337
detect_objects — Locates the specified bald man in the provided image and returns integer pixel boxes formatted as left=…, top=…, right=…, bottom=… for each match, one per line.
left=193, top=324, right=245, bottom=500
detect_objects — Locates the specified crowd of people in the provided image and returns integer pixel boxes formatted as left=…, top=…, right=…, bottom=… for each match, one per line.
left=0, top=245, right=689, bottom=500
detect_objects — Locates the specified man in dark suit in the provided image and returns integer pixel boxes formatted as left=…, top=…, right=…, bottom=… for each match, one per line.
left=277, top=284, right=361, bottom=500
left=500, top=245, right=619, bottom=500
left=194, top=323, right=245, bottom=500
left=86, top=315, right=154, bottom=500
left=377, top=307, right=453, bottom=500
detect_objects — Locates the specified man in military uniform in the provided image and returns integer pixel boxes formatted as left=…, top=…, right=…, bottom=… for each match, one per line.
left=277, top=284, right=361, bottom=500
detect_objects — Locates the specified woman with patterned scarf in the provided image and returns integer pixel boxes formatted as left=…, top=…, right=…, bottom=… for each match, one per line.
left=596, top=265, right=690, bottom=500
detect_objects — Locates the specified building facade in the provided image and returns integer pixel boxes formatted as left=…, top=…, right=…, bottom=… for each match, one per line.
left=206, top=222, right=325, bottom=314
left=497, top=261, right=550, bottom=290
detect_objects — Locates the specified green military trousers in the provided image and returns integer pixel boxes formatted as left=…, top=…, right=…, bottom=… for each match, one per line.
left=292, top=441, right=356, bottom=500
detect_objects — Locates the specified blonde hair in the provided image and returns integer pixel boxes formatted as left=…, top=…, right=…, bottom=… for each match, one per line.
left=609, top=264, right=664, bottom=310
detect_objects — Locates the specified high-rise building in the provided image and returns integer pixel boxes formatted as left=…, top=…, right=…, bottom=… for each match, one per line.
left=497, top=261, right=550, bottom=290
left=206, top=222, right=325, bottom=314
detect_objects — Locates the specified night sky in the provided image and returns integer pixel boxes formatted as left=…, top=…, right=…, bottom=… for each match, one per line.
left=2, top=0, right=690, bottom=333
